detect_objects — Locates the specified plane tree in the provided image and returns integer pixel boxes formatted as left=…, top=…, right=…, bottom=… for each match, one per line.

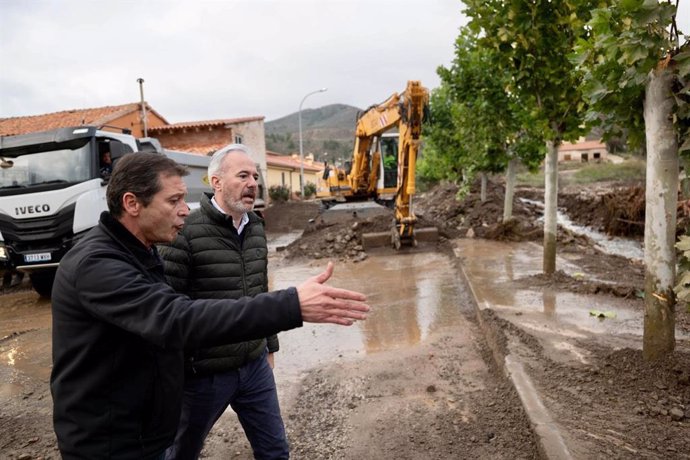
left=421, top=29, right=544, bottom=219
left=463, top=0, right=598, bottom=274
left=418, top=84, right=467, bottom=186
left=573, top=0, right=690, bottom=360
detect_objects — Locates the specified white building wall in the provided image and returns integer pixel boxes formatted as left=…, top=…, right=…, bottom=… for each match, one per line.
left=231, top=119, right=267, bottom=177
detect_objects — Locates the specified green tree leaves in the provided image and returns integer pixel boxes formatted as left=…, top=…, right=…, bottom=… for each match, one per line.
left=573, top=0, right=688, bottom=153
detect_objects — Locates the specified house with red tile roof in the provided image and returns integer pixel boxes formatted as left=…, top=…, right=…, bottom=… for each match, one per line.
left=0, top=103, right=269, bottom=185
left=149, top=116, right=267, bottom=178
left=0, top=103, right=167, bottom=138
left=557, top=138, right=608, bottom=163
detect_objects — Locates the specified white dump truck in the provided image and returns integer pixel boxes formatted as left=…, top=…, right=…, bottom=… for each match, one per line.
left=0, top=126, right=213, bottom=297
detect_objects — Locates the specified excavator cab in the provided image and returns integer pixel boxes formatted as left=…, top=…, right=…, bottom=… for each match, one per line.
left=380, top=134, right=398, bottom=189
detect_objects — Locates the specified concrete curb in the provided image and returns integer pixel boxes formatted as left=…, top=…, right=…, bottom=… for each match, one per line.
left=457, top=262, right=573, bottom=460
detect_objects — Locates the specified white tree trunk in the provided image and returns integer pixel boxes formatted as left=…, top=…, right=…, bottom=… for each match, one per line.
left=503, top=157, right=517, bottom=222
left=480, top=173, right=487, bottom=203
left=643, top=65, right=678, bottom=360
left=543, top=142, right=558, bottom=275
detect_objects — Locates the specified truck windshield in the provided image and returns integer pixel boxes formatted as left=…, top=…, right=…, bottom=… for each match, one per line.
left=0, top=143, right=92, bottom=190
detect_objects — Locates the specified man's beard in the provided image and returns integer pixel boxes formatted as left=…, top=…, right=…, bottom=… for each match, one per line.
left=227, top=197, right=254, bottom=214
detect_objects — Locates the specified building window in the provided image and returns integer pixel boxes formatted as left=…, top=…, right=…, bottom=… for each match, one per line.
left=234, top=134, right=243, bottom=144
left=281, top=172, right=286, bottom=186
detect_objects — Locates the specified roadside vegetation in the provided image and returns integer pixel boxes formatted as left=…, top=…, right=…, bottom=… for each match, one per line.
left=572, top=159, right=646, bottom=183
left=419, top=0, right=689, bottom=360
left=515, top=158, right=646, bottom=187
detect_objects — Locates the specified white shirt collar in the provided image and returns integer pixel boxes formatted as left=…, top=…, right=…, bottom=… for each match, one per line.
left=211, top=196, right=249, bottom=234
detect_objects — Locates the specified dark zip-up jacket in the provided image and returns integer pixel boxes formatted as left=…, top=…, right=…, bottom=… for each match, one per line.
left=158, top=193, right=277, bottom=375
left=50, top=212, right=302, bottom=459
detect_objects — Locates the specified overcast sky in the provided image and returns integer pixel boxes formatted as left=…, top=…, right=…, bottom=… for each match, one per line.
left=0, top=0, right=467, bottom=123
left=1, top=0, right=688, bottom=124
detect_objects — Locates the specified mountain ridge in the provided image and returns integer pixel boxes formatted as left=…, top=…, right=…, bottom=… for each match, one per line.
left=265, top=103, right=361, bottom=161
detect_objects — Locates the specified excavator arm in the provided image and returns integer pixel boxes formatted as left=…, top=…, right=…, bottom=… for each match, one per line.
left=391, top=81, right=429, bottom=248
left=348, top=90, right=405, bottom=198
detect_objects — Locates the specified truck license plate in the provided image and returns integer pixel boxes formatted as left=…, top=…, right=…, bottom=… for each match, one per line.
left=25, top=252, right=51, bottom=263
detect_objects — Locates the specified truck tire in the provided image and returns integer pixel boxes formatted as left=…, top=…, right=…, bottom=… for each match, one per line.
left=29, top=269, right=56, bottom=298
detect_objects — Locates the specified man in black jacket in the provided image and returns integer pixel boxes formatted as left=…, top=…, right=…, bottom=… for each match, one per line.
left=160, top=144, right=288, bottom=459
left=50, top=152, right=369, bottom=460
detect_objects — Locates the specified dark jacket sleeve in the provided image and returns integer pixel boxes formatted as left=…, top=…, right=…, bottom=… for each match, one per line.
left=72, top=249, right=302, bottom=350
left=157, top=234, right=191, bottom=292
left=264, top=236, right=280, bottom=353
left=267, top=334, right=279, bottom=353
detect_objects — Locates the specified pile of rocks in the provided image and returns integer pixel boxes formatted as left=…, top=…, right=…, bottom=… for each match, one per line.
left=285, top=220, right=371, bottom=262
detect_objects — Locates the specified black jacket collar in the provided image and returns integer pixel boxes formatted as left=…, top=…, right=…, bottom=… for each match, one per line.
left=99, top=211, right=162, bottom=270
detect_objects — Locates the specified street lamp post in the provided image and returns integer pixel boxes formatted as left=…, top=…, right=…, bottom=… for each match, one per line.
left=298, top=87, right=327, bottom=198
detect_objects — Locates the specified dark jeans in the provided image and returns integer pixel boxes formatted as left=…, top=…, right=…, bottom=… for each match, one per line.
left=164, top=349, right=288, bottom=460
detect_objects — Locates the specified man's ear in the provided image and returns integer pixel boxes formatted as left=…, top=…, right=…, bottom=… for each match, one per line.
left=122, top=192, right=141, bottom=216
left=210, top=175, right=221, bottom=191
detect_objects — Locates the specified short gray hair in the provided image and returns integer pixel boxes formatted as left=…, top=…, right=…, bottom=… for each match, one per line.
left=208, top=144, right=253, bottom=177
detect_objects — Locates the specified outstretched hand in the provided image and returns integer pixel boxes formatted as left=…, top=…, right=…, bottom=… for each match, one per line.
left=296, top=262, right=369, bottom=326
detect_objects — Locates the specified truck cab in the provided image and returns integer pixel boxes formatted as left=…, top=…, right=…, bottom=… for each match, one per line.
left=0, top=126, right=210, bottom=297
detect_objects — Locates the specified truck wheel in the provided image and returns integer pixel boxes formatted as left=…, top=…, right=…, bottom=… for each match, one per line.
left=29, top=269, right=56, bottom=298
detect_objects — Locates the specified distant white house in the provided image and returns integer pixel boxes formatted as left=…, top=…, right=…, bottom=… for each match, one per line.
left=558, top=138, right=608, bottom=163
left=265, top=151, right=321, bottom=197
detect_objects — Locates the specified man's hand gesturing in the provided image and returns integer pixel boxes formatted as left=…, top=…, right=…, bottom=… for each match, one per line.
left=296, top=262, right=369, bottom=325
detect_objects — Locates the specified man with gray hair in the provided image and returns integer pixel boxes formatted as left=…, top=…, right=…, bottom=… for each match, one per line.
left=159, top=144, right=287, bottom=459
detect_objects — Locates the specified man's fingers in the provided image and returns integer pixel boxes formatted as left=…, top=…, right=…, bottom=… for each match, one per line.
left=296, top=264, right=370, bottom=326
left=320, top=299, right=370, bottom=319
left=322, top=315, right=355, bottom=326
left=309, top=261, right=334, bottom=285
left=323, top=286, right=367, bottom=303
left=301, top=299, right=370, bottom=324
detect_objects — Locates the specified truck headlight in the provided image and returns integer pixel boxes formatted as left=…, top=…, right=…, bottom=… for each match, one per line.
left=0, top=245, right=7, bottom=261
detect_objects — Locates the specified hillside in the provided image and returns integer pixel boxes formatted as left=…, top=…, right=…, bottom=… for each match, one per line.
left=265, top=104, right=360, bottom=162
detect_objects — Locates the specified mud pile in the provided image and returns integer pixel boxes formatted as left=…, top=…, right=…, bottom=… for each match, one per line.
left=262, top=201, right=321, bottom=233
left=266, top=177, right=651, bottom=261
left=559, top=185, right=645, bottom=237
left=283, top=218, right=375, bottom=262
left=415, top=180, right=543, bottom=241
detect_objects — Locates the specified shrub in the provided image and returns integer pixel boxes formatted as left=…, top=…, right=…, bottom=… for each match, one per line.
left=304, top=182, right=317, bottom=199
left=269, top=185, right=290, bottom=203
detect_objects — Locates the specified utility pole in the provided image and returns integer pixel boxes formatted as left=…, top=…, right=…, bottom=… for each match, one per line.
left=137, top=78, right=148, bottom=137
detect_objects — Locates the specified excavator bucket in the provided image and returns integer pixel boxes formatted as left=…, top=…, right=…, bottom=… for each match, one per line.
left=361, top=225, right=439, bottom=250
left=414, top=227, right=440, bottom=242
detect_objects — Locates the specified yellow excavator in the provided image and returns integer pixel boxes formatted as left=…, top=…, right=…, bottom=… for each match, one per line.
left=316, top=80, right=435, bottom=248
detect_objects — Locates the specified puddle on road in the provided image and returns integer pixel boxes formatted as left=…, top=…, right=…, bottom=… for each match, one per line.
left=269, top=251, right=464, bottom=378
left=0, top=249, right=465, bottom=399
left=454, top=239, right=658, bottom=341
left=0, top=291, right=53, bottom=398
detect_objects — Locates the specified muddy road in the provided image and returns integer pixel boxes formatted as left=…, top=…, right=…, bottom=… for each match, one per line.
left=0, top=247, right=538, bottom=459
left=3, top=179, right=690, bottom=459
